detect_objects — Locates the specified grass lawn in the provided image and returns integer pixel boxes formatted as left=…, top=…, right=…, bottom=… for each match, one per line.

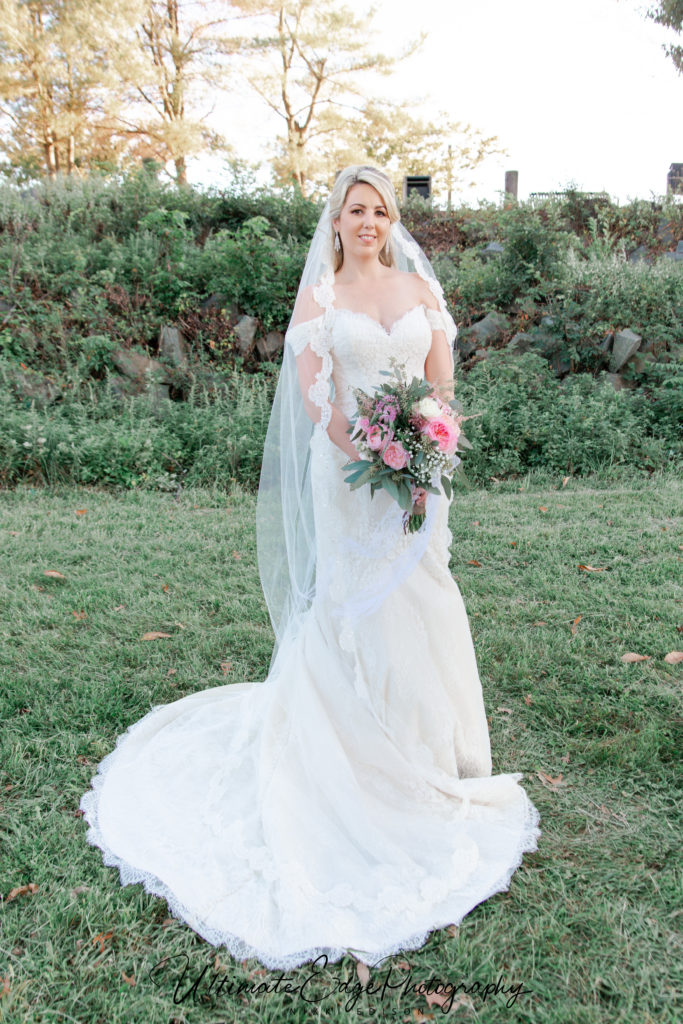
left=0, top=472, right=681, bottom=1024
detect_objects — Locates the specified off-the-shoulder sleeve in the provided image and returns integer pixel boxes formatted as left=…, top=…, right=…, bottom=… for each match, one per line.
left=425, top=306, right=458, bottom=345
left=285, top=314, right=333, bottom=432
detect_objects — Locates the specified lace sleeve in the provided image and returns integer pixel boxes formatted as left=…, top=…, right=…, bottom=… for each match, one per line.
left=285, top=315, right=333, bottom=432
left=425, top=306, right=458, bottom=344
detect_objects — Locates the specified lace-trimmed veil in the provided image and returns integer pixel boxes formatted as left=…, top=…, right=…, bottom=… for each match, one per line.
left=255, top=170, right=458, bottom=672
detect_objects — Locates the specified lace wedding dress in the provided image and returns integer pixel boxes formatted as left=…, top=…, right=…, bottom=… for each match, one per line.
left=80, top=291, right=541, bottom=971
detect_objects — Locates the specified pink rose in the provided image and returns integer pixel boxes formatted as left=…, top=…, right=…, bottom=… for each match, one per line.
left=356, top=416, right=370, bottom=434
left=366, top=424, right=384, bottom=451
left=423, top=416, right=460, bottom=454
left=382, top=441, right=409, bottom=470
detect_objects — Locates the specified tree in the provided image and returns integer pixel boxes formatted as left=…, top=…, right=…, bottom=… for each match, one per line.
left=230, top=0, right=422, bottom=194
left=646, top=1, right=683, bottom=74
left=0, top=0, right=143, bottom=180
left=111, top=0, right=242, bottom=185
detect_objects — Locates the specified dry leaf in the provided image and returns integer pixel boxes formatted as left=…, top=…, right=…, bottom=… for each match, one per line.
left=114, top=605, right=125, bottom=612
left=1, top=976, right=10, bottom=997
left=9, top=531, right=19, bottom=536
left=571, top=615, right=582, bottom=636
left=141, top=632, right=171, bottom=641
left=466, top=559, right=482, bottom=567
left=578, top=564, right=608, bottom=572
left=76, top=755, right=93, bottom=765
left=75, top=509, right=87, bottom=516
left=562, top=476, right=570, bottom=487
left=532, top=620, right=547, bottom=626
left=220, top=661, right=232, bottom=675
left=664, top=651, right=683, bottom=665
left=536, top=770, right=565, bottom=790
left=561, top=753, right=570, bottom=764
left=620, top=652, right=650, bottom=663
left=70, top=886, right=90, bottom=896
left=6, top=882, right=38, bottom=902
left=44, top=570, right=66, bottom=579
left=174, top=621, right=185, bottom=630
left=497, top=707, right=513, bottom=714
left=355, top=960, right=370, bottom=987
left=121, top=971, right=136, bottom=986
left=471, top=520, right=479, bottom=526
left=162, top=583, right=169, bottom=593
left=524, top=694, right=533, bottom=706
left=72, top=610, right=87, bottom=620
left=232, top=551, right=242, bottom=560
left=538, top=506, right=548, bottom=512
left=510, top=541, right=517, bottom=547
left=92, top=931, right=113, bottom=953
left=446, top=925, right=458, bottom=937
left=411, top=1011, right=434, bottom=1023
left=166, top=668, right=177, bottom=677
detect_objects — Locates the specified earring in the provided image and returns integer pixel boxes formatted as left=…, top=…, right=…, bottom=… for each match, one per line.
left=334, top=231, right=341, bottom=253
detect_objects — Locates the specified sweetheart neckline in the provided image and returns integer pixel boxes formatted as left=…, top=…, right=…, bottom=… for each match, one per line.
left=334, top=303, right=427, bottom=336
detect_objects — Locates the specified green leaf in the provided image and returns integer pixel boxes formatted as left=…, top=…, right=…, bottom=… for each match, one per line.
left=441, top=474, right=452, bottom=500
left=383, top=476, right=400, bottom=502
left=396, top=482, right=413, bottom=511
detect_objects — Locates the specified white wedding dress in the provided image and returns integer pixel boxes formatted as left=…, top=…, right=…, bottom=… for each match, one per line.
left=80, top=297, right=541, bottom=970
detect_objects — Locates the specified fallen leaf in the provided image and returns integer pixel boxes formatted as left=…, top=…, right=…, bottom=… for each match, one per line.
left=532, top=621, right=547, bottom=626
left=578, top=564, right=608, bottom=572
left=664, top=651, right=683, bottom=665
left=356, top=960, right=370, bottom=987
left=510, top=541, right=517, bottom=547
left=425, top=991, right=450, bottom=1009
left=174, top=622, right=185, bottom=630
left=561, top=753, right=570, bottom=764
left=232, top=550, right=241, bottom=560
left=114, top=605, right=125, bottom=612
left=76, top=755, right=93, bottom=765
left=445, top=925, right=458, bottom=937
left=497, top=707, right=513, bottom=714
left=466, top=559, right=482, bottom=567
left=562, top=476, right=570, bottom=487
left=166, top=668, right=177, bottom=677
left=121, top=971, right=136, bottom=986
left=571, top=614, right=582, bottom=636
left=538, top=506, right=548, bottom=512
left=620, top=652, right=650, bottom=663
left=92, top=931, right=113, bottom=953
left=6, top=883, right=38, bottom=902
left=411, top=1011, right=434, bottom=1023
left=70, top=886, right=90, bottom=896
left=162, top=583, right=169, bottom=593
left=220, top=661, right=232, bottom=675
left=524, top=694, right=533, bottom=706
left=1, top=976, right=9, bottom=997
left=536, top=771, right=565, bottom=790
left=75, top=509, right=87, bottom=516
left=141, top=632, right=171, bottom=641
left=72, top=610, right=87, bottom=620
left=161, top=919, right=175, bottom=928
left=44, top=570, right=66, bottom=579
left=9, top=531, right=19, bottom=536
left=471, top=520, right=479, bottom=526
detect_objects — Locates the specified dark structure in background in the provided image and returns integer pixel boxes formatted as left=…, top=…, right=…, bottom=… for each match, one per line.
left=403, top=175, right=431, bottom=200
left=667, top=163, right=683, bottom=194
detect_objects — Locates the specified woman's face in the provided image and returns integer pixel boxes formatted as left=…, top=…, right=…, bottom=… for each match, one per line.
left=332, top=182, right=391, bottom=262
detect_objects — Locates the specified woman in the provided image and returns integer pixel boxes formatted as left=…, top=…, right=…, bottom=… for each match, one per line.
left=81, top=165, right=540, bottom=971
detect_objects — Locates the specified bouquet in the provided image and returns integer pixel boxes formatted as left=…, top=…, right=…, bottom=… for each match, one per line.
left=342, top=361, right=471, bottom=533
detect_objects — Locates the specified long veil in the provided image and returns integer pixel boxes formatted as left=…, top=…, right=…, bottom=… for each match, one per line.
left=255, top=193, right=458, bottom=673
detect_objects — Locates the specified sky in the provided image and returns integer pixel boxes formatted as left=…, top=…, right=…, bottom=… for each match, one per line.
left=188, top=0, right=683, bottom=205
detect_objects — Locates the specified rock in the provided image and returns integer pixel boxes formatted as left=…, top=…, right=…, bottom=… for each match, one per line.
left=255, top=330, right=284, bottom=361
left=628, top=244, right=651, bottom=264
left=479, top=241, right=504, bottom=260
left=112, top=348, right=171, bottom=382
left=507, top=332, right=534, bottom=354
left=549, top=350, right=571, bottom=377
left=599, top=333, right=613, bottom=353
left=9, top=367, right=62, bottom=406
left=199, top=292, right=227, bottom=312
left=455, top=337, right=478, bottom=360
left=603, top=372, right=625, bottom=391
left=663, top=240, right=683, bottom=262
left=474, top=348, right=489, bottom=360
left=233, top=315, right=258, bottom=355
left=657, top=220, right=677, bottom=247
left=158, top=325, right=189, bottom=367
left=609, top=328, right=641, bottom=372
left=459, top=311, right=510, bottom=347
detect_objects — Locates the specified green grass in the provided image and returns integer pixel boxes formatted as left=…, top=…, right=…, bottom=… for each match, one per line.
left=0, top=473, right=681, bottom=1024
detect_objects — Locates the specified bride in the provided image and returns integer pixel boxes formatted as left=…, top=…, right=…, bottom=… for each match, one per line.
left=80, top=165, right=540, bottom=971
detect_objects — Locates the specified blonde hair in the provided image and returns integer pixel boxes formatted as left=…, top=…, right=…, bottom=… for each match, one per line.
left=329, top=165, right=400, bottom=271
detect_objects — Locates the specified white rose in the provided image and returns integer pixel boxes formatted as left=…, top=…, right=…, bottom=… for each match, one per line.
left=415, top=397, right=440, bottom=418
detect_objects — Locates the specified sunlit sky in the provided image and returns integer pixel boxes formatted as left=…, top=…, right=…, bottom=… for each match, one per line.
left=188, top=0, right=683, bottom=204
